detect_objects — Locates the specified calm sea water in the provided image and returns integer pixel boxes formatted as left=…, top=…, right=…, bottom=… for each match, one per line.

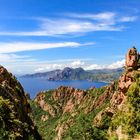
left=18, top=78, right=108, bottom=98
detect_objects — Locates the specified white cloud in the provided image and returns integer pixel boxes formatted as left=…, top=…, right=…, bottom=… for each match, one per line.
left=0, top=18, right=121, bottom=36
left=119, top=16, right=137, bottom=22
left=33, top=59, right=125, bottom=73
left=0, top=12, right=137, bottom=37
left=0, top=53, right=37, bottom=74
left=40, top=18, right=122, bottom=34
left=84, top=59, right=125, bottom=70
left=0, top=53, right=34, bottom=63
left=84, top=64, right=104, bottom=70
left=67, top=12, right=137, bottom=24
left=34, top=64, right=62, bottom=72
left=66, top=12, right=116, bottom=21
left=34, top=60, right=86, bottom=72
left=107, top=59, right=125, bottom=69
left=71, top=60, right=85, bottom=67
left=0, top=41, right=94, bottom=53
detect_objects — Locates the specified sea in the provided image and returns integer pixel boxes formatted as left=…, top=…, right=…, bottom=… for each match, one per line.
left=18, top=77, right=108, bottom=99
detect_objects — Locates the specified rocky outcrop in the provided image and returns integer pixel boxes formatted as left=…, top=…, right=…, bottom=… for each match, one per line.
left=125, top=47, right=140, bottom=70
left=35, top=92, right=56, bottom=116
left=118, top=72, right=133, bottom=93
left=0, top=66, right=42, bottom=140
left=35, top=86, right=87, bottom=116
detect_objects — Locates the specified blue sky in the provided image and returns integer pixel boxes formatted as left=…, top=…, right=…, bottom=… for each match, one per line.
left=0, top=0, right=140, bottom=74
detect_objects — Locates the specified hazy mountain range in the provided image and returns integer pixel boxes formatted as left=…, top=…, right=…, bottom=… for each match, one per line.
left=22, top=67, right=123, bottom=82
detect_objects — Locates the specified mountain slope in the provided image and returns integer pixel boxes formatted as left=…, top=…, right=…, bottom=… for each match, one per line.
left=0, top=66, right=42, bottom=140
left=30, top=47, right=140, bottom=140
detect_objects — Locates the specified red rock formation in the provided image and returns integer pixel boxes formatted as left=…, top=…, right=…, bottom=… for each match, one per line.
left=125, top=47, right=138, bottom=69
left=118, top=72, right=133, bottom=93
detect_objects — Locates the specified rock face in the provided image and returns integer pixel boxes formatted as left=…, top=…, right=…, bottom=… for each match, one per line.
left=35, top=86, right=87, bottom=116
left=0, top=66, right=42, bottom=140
left=125, top=47, right=140, bottom=69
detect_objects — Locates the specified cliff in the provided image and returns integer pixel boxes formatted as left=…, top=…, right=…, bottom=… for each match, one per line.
left=31, top=47, right=140, bottom=140
left=0, top=66, right=42, bottom=139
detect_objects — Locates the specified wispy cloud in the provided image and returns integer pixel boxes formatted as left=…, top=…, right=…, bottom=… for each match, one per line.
left=119, top=16, right=137, bottom=22
left=0, top=12, right=137, bottom=37
left=0, top=53, right=37, bottom=74
left=65, top=12, right=116, bottom=21
left=66, top=12, right=137, bottom=22
left=0, top=41, right=95, bottom=53
left=0, top=54, right=34, bottom=63
left=39, top=18, right=122, bottom=35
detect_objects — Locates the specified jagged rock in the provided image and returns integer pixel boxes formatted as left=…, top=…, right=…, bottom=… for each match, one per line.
left=52, top=86, right=86, bottom=106
left=35, top=92, right=56, bottom=116
left=125, top=47, right=137, bottom=68
left=118, top=71, right=134, bottom=94
left=125, top=47, right=140, bottom=70
left=63, top=99, right=74, bottom=114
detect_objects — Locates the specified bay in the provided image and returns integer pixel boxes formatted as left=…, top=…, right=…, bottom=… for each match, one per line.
left=18, top=77, right=108, bottom=98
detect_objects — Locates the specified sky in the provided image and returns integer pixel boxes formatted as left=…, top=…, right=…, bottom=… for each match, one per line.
left=0, top=0, right=140, bottom=74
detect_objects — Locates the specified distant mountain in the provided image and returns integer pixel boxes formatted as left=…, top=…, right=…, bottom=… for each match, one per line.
left=22, top=67, right=123, bottom=82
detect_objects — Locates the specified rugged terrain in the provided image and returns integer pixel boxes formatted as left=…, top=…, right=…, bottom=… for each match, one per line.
left=23, top=67, right=123, bottom=82
left=0, top=66, right=42, bottom=139
left=30, top=47, right=140, bottom=140
left=0, top=47, right=140, bottom=140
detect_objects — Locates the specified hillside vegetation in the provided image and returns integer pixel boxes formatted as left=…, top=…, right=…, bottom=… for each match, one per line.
left=30, top=47, right=140, bottom=140
left=0, top=66, right=42, bottom=140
